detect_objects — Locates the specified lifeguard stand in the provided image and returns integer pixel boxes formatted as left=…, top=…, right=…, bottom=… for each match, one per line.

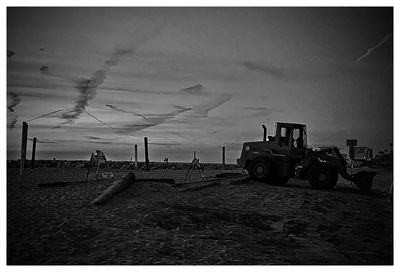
left=85, top=150, right=108, bottom=182
left=183, top=151, right=207, bottom=183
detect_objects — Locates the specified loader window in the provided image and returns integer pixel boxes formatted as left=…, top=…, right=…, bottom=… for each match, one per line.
left=292, top=129, right=300, bottom=148
left=290, top=128, right=306, bottom=148
left=279, top=127, right=291, bottom=146
left=280, top=127, right=287, bottom=137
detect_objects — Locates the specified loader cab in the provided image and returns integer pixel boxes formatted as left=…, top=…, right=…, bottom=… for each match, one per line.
left=275, top=122, right=307, bottom=150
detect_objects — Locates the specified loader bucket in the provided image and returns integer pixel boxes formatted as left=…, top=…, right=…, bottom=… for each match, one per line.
left=352, top=171, right=378, bottom=193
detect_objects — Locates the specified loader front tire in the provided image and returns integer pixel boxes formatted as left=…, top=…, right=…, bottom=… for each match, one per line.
left=308, top=163, right=338, bottom=190
left=249, top=159, right=273, bottom=183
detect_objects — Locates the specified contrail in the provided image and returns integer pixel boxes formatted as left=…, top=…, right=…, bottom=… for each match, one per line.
left=178, top=84, right=232, bottom=118
left=242, top=61, right=285, bottom=77
left=28, top=137, right=57, bottom=144
left=24, top=105, right=114, bottom=130
left=356, top=33, right=392, bottom=62
left=106, top=104, right=150, bottom=121
left=26, top=108, right=66, bottom=122
left=7, top=92, right=21, bottom=112
left=7, top=115, right=17, bottom=129
left=41, top=26, right=164, bottom=126
left=84, top=109, right=115, bottom=130
left=144, top=106, right=192, bottom=124
left=114, top=106, right=192, bottom=135
left=40, top=66, right=86, bottom=82
left=7, top=92, right=21, bottom=129
left=180, top=84, right=205, bottom=94
left=183, top=96, right=231, bottom=118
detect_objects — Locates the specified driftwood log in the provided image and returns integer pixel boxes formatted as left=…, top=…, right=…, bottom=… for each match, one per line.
left=92, top=172, right=136, bottom=205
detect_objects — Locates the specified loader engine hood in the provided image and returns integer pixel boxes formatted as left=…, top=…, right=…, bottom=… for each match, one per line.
left=237, top=141, right=270, bottom=168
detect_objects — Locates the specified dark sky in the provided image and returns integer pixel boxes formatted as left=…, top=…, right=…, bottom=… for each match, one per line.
left=7, top=7, right=393, bottom=162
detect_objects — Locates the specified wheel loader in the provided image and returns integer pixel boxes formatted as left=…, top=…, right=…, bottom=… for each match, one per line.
left=237, top=122, right=377, bottom=192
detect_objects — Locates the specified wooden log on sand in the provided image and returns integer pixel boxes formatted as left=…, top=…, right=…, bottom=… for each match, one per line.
left=92, top=172, right=136, bottom=205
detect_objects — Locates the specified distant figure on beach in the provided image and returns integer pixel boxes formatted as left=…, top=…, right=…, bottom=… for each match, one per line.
left=164, top=157, right=169, bottom=168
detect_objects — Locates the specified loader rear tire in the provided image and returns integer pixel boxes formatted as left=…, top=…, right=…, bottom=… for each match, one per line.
left=308, top=163, right=338, bottom=190
left=249, top=159, right=273, bottom=183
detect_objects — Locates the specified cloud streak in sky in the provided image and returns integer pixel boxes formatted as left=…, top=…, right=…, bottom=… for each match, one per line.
left=186, top=96, right=231, bottom=118
left=105, top=104, right=149, bottom=121
left=178, top=84, right=231, bottom=119
left=145, top=106, right=192, bottom=123
left=356, top=33, right=393, bottom=62
left=180, top=83, right=205, bottom=94
left=113, top=105, right=191, bottom=135
left=58, top=45, right=134, bottom=125
left=40, top=27, right=164, bottom=126
left=85, top=136, right=102, bottom=140
left=28, top=138, right=57, bottom=144
left=7, top=115, right=17, bottom=129
left=178, top=84, right=231, bottom=118
left=7, top=92, right=21, bottom=129
left=242, top=61, right=286, bottom=78
left=26, top=108, right=67, bottom=122
left=244, top=106, right=284, bottom=117
left=7, top=92, right=21, bottom=112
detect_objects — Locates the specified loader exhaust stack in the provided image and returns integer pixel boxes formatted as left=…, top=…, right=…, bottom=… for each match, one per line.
left=262, top=124, right=267, bottom=142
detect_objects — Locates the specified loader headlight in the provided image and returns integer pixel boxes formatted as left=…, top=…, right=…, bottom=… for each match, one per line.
left=245, top=145, right=250, bottom=151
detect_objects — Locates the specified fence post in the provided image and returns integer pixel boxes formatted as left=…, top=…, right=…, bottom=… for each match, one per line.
left=144, top=137, right=149, bottom=171
left=20, top=122, right=28, bottom=176
left=31, top=137, right=37, bottom=169
left=222, top=146, right=226, bottom=169
left=134, top=144, right=138, bottom=169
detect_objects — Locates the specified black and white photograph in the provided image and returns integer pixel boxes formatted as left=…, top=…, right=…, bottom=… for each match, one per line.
left=6, top=6, right=393, bottom=265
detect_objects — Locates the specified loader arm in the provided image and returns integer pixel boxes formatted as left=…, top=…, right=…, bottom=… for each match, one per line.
left=313, top=147, right=377, bottom=192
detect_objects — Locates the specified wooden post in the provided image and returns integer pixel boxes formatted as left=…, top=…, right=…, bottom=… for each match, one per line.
left=144, top=137, right=149, bottom=171
left=194, top=151, right=196, bottom=159
left=85, top=153, right=94, bottom=182
left=20, top=122, right=28, bottom=176
left=222, top=146, right=226, bottom=168
left=31, top=137, right=37, bottom=169
left=134, top=144, right=138, bottom=169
